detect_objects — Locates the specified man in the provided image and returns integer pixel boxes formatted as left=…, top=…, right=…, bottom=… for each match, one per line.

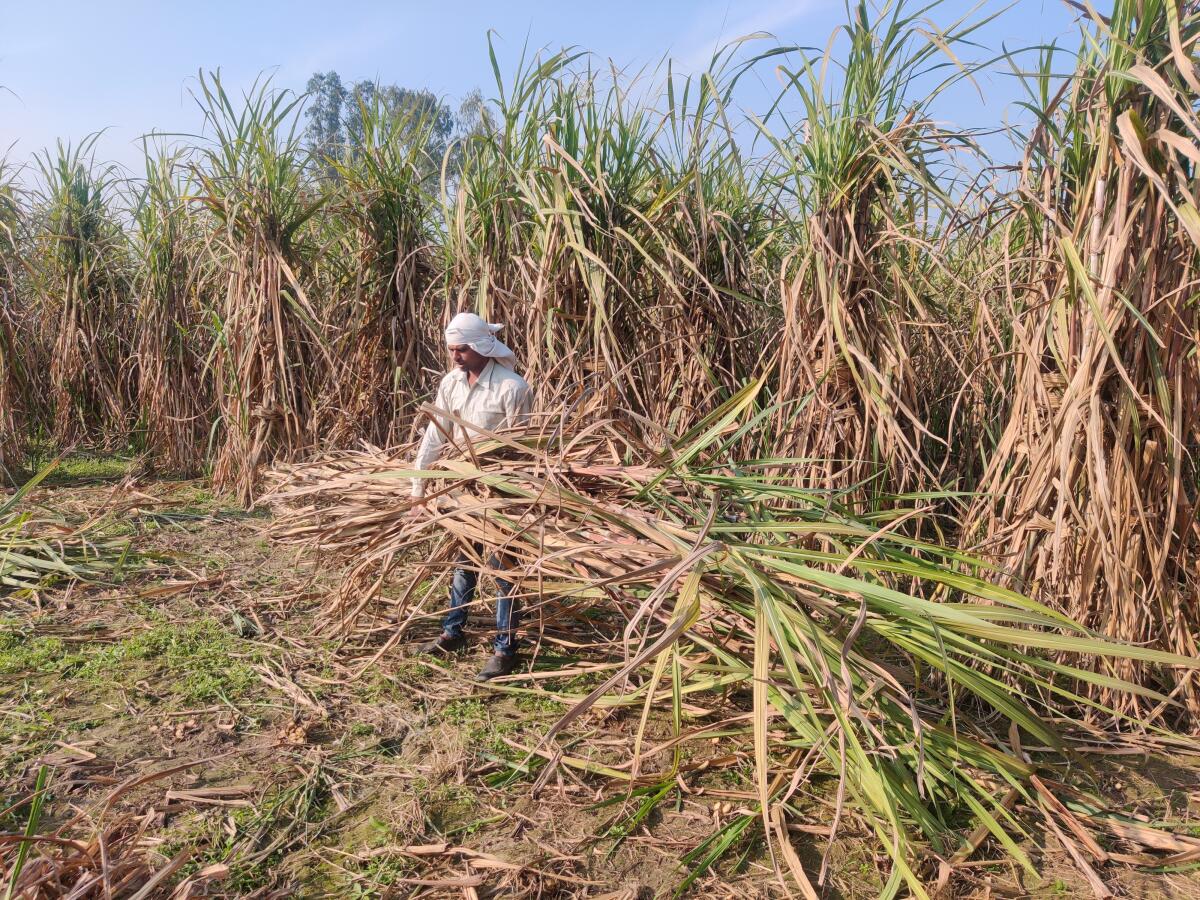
left=408, top=312, right=533, bottom=681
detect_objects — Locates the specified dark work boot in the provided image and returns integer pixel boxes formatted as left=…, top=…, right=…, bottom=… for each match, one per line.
left=419, top=633, right=467, bottom=655
left=475, top=653, right=518, bottom=681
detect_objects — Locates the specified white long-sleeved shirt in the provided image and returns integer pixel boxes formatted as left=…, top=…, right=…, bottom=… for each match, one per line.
left=411, top=360, right=533, bottom=498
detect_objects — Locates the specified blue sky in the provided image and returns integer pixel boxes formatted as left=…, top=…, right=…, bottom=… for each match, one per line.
left=1, top=0, right=1082, bottom=177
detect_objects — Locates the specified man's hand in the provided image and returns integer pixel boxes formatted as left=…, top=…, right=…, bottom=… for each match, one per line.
left=406, top=499, right=428, bottom=521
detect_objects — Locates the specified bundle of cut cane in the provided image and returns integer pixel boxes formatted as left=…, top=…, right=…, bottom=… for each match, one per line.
left=1, top=464, right=136, bottom=598
left=269, top=385, right=1198, bottom=895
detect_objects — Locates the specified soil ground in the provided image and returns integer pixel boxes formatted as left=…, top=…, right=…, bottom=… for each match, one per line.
left=2, top=455, right=1199, bottom=898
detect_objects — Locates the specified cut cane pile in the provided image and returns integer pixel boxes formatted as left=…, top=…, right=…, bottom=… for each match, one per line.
left=268, top=390, right=1200, bottom=895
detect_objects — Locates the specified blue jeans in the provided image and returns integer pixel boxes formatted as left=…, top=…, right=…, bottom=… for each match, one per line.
left=442, top=551, right=518, bottom=655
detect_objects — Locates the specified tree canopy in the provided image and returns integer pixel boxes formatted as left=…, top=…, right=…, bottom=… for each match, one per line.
left=303, top=72, right=491, bottom=176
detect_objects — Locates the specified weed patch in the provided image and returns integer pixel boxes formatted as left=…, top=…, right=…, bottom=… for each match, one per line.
left=78, top=617, right=258, bottom=703
left=0, top=628, right=85, bottom=677
left=37, top=453, right=130, bottom=486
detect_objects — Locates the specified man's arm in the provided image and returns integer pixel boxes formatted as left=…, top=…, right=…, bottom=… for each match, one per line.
left=411, top=380, right=451, bottom=499
left=502, top=381, right=533, bottom=430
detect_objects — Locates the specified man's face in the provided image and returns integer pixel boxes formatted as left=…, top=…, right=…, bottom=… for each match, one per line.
left=449, top=344, right=488, bottom=372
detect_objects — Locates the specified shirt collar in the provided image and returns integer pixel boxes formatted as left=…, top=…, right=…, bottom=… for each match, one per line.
left=450, top=359, right=498, bottom=387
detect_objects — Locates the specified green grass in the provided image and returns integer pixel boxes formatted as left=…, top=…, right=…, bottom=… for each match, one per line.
left=166, top=765, right=335, bottom=893
left=422, top=782, right=481, bottom=834
left=1, top=614, right=259, bottom=744
left=354, top=661, right=433, bottom=704
left=37, top=453, right=131, bottom=485
left=173, top=484, right=218, bottom=511
left=441, top=697, right=486, bottom=725
left=345, top=855, right=414, bottom=898
left=513, top=691, right=562, bottom=715
left=0, top=694, right=58, bottom=758
left=78, top=616, right=258, bottom=704
left=0, top=627, right=86, bottom=677
left=330, top=820, right=418, bottom=899
left=391, top=658, right=433, bottom=684
left=441, top=697, right=520, bottom=759
left=167, top=805, right=280, bottom=893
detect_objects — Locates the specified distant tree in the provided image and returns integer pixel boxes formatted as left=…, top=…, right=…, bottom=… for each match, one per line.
left=455, top=88, right=495, bottom=140
left=303, top=72, right=464, bottom=179
left=448, top=88, right=496, bottom=171
left=345, top=82, right=456, bottom=165
left=303, top=72, right=347, bottom=166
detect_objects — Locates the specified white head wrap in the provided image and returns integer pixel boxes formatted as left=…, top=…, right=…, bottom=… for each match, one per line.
left=445, top=312, right=518, bottom=370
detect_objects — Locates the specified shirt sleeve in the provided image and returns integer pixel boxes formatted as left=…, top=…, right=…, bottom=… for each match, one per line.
left=503, top=381, right=533, bottom=430
left=412, top=379, right=452, bottom=498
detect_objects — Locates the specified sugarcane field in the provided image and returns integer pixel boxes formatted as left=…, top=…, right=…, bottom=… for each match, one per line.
left=3, top=0, right=1200, bottom=897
